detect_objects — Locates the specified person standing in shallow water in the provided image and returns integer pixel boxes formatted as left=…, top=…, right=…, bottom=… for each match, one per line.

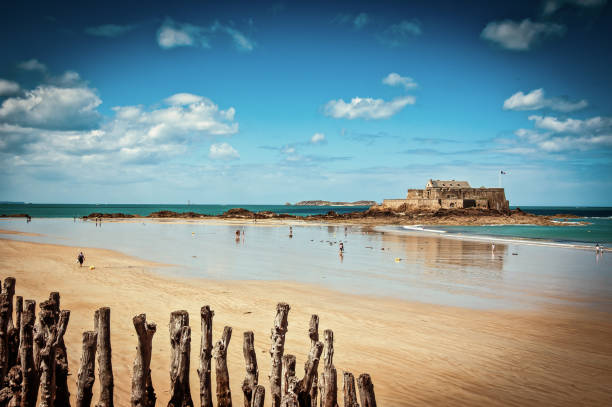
left=77, top=251, right=85, bottom=267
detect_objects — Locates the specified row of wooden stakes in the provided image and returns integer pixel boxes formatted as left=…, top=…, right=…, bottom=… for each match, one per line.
left=0, top=277, right=377, bottom=407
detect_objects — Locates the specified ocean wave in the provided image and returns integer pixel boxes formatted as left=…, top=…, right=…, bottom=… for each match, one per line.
left=402, top=225, right=447, bottom=234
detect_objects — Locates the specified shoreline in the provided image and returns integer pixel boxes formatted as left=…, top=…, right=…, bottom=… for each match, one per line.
left=1, top=237, right=611, bottom=405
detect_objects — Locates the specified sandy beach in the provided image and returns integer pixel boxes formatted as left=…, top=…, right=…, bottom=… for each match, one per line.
left=1, top=234, right=611, bottom=406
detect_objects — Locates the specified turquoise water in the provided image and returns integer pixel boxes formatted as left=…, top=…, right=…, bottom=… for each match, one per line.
left=1, top=203, right=611, bottom=244
left=0, top=203, right=369, bottom=218
left=435, top=218, right=612, bottom=245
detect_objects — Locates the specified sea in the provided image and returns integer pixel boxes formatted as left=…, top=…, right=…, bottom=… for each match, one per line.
left=1, top=203, right=611, bottom=245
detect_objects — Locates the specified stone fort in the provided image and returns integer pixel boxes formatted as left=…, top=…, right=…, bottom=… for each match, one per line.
left=382, top=179, right=509, bottom=211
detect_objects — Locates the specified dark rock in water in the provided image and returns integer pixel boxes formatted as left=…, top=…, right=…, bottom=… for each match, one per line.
left=0, top=213, right=30, bottom=218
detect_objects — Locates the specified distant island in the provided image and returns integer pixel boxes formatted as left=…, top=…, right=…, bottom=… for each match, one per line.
left=294, top=200, right=378, bottom=206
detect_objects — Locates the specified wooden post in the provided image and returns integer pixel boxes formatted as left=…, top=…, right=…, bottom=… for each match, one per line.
left=281, top=354, right=296, bottom=396
left=10, top=296, right=22, bottom=368
left=2, top=277, right=16, bottom=331
left=320, top=330, right=337, bottom=407
left=39, top=309, right=70, bottom=407
left=213, top=326, right=232, bottom=407
left=356, top=374, right=376, bottom=407
left=250, top=385, right=265, bottom=407
left=242, top=331, right=258, bottom=407
left=131, top=314, right=156, bottom=407
left=307, top=315, right=319, bottom=407
left=76, top=331, right=97, bottom=407
left=294, top=315, right=323, bottom=407
left=0, top=292, right=10, bottom=380
left=54, top=299, right=71, bottom=407
left=269, top=303, right=290, bottom=407
left=197, top=306, right=214, bottom=407
left=280, top=355, right=298, bottom=407
left=343, top=372, right=359, bottom=407
left=168, top=310, right=193, bottom=407
left=19, top=299, right=38, bottom=407
left=96, top=307, right=114, bottom=407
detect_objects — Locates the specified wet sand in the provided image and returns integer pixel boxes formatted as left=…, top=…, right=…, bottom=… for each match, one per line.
left=1, top=237, right=611, bottom=406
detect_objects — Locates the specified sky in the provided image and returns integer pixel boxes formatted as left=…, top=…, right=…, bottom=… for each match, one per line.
left=0, top=0, right=611, bottom=205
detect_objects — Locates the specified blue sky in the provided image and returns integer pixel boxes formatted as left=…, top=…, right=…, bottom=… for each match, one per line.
left=0, top=0, right=611, bottom=205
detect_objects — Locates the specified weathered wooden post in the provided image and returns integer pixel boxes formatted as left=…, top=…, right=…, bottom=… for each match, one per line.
left=343, top=372, right=359, bottom=407
left=307, top=315, right=319, bottom=407
left=9, top=296, right=23, bottom=368
left=250, top=385, right=265, bottom=407
left=280, top=354, right=298, bottom=407
left=131, top=314, right=156, bottom=407
left=76, top=331, right=97, bottom=407
left=296, top=315, right=323, bottom=407
left=0, top=292, right=10, bottom=380
left=319, top=330, right=337, bottom=407
left=197, top=306, right=214, bottom=407
left=269, top=303, right=290, bottom=407
left=281, top=354, right=296, bottom=396
left=39, top=308, right=70, bottom=407
left=54, top=296, right=71, bottom=407
left=356, top=374, right=376, bottom=407
left=242, top=331, right=258, bottom=407
left=19, top=299, right=38, bottom=407
left=96, top=307, right=114, bottom=407
left=2, top=278, right=16, bottom=330
left=168, top=310, right=193, bottom=407
left=2, top=365, right=22, bottom=406
left=213, top=326, right=232, bottom=407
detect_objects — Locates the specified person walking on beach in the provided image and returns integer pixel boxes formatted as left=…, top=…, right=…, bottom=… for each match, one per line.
left=289, top=226, right=293, bottom=238
left=596, top=243, right=600, bottom=254
left=77, top=251, right=85, bottom=267
left=339, top=242, right=344, bottom=253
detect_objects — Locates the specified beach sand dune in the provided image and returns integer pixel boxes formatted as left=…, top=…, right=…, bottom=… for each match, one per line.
left=1, top=238, right=611, bottom=406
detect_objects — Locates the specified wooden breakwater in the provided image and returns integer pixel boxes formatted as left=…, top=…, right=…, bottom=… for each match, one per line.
left=0, top=277, right=377, bottom=407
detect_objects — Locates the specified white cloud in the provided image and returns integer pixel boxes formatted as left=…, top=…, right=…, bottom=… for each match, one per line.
left=543, top=0, right=607, bottom=15
left=378, top=20, right=422, bottom=47
left=0, top=85, right=101, bottom=130
left=18, top=59, right=47, bottom=72
left=382, top=73, right=417, bottom=90
left=85, top=24, right=136, bottom=38
left=0, top=79, right=20, bottom=96
left=324, top=96, right=415, bottom=120
left=157, top=20, right=203, bottom=49
left=505, top=114, right=612, bottom=154
left=156, top=19, right=254, bottom=51
left=529, top=115, right=611, bottom=133
left=209, top=142, right=239, bottom=160
left=165, top=93, right=204, bottom=105
left=481, top=19, right=565, bottom=51
left=311, top=133, right=325, bottom=144
left=503, top=88, right=587, bottom=112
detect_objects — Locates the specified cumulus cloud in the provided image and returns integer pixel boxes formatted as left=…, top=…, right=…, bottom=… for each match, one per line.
left=18, top=59, right=47, bottom=72
left=0, top=79, right=20, bottom=96
left=0, top=65, right=240, bottom=172
left=353, top=13, right=370, bottom=29
left=378, top=19, right=422, bottom=47
left=503, top=88, right=587, bottom=112
left=382, top=73, right=417, bottom=90
left=324, top=96, right=415, bottom=120
left=209, top=142, right=239, bottom=160
left=506, top=114, right=612, bottom=154
left=156, top=18, right=254, bottom=51
left=481, top=19, right=565, bottom=51
left=85, top=24, right=136, bottom=37
left=310, top=133, right=325, bottom=144
left=0, top=85, right=102, bottom=130
left=542, top=0, right=607, bottom=15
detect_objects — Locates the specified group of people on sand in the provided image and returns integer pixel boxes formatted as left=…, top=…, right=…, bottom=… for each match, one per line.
left=595, top=243, right=605, bottom=254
